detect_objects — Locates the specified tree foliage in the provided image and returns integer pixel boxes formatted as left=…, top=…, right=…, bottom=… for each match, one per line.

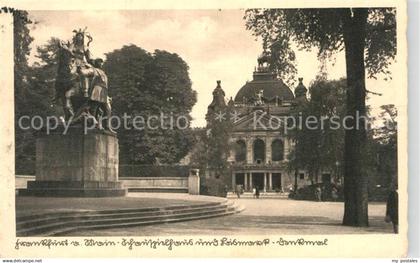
left=244, top=8, right=396, bottom=80
left=375, top=104, right=397, bottom=145
left=245, top=8, right=396, bottom=226
left=288, top=78, right=346, bottom=183
left=374, top=104, right=398, bottom=188
left=203, top=86, right=233, bottom=179
left=104, top=45, right=197, bottom=164
left=13, top=10, right=36, bottom=173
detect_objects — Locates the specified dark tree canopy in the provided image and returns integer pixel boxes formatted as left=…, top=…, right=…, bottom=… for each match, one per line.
left=104, top=45, right=197, bottom=164
left=288, top=78, right=346, bottom=183
left=374, top=104, right=398, bottom=188
left=13, top=10, right=35, bottom=173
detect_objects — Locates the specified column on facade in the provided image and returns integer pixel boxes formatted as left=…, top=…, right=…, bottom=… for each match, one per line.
left=246, top=138, right=253, bottom=164
left=268, top=172, right=272, bottom=191
left=232, top=172, right=236, bottom=192
left=249, top=173, right=253, bottom=190
left=244, top=173, right=248, bottom=191
left=264, top=173, right=267, bottom=191
left=284, top=138, right=290, bottom=160
left=281, top=172, right=285, bottom=192
left=265, top=137, right=272, bottom=164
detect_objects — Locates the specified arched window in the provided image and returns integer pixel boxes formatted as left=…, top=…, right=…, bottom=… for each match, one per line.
left=235, top=140, right=246, bottom=162
left=253, top=139, right=265, bottom=164
left=271, top=139, right=284, bottom=161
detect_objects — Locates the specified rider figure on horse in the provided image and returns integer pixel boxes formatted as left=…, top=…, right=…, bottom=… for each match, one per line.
left=60, top=28, right=93, bottom=97
left=77, top=58, right=112, bottom=130
left=56, top=28, right=113, bottom=131
left=77, top=58, right=108, bottom=105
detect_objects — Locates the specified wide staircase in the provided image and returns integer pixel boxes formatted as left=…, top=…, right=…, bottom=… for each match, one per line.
left=227, top=191, right=290, bottom=199
left=16, top=200, right=244, bottom=237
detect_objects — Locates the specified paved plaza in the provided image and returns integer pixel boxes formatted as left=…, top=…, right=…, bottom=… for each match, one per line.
left=61, top=194, right=394, bottom=236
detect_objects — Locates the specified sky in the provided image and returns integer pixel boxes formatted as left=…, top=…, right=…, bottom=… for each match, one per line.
left=27, top=10, right=399, bottom=127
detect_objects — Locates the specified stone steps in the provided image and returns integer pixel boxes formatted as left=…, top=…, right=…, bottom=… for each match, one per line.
left=16, top=201, right=221, bottom=222
left=16, top=201, right=244, bottom=237
left=227, top=192, right=290, bottom=199
left=128, top=187, right=188, bottom=193
left=16, top=203, right=230, bottom=229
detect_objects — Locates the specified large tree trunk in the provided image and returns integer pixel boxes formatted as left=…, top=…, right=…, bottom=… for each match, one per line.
left=342, top=8, right=369, bottom=227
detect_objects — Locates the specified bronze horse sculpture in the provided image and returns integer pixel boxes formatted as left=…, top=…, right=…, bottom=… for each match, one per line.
left=54, top=39, right=112, bottom=130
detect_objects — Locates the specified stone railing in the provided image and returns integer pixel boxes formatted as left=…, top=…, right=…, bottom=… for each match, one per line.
left=16, top=175, right=200, bottom=195
left=120, top=177, right=188, bottom=191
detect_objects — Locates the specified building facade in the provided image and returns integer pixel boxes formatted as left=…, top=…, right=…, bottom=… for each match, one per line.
left=207, top=60, right=312, bottom=193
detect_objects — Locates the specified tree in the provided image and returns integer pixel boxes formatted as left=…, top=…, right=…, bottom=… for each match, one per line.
left=288, top=78, right=346, bottom=184
left=204, top=82, right=233, bottom=180
left=245, top=8, right=396, bottom=226
left=104, top=45, right=197, bottom=164
left=190, top=81, right=234, bottom=196
left=204, top=113, right=232, bottom=180
left=15, top=36, right=63, bottom=173
left=187, top=128, right=209, bottom=171
left=375, top=104, right=397, bottom=146
left=13, top=10, right=35, bottom=174
left=30, top=37, right=61, bottom=113
left=374, top=104, right=398, bottom=188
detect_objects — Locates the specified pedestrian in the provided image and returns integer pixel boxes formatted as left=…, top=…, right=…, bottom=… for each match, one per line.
left=331, top=186, right=338, bottom=201
left=255, top=186, right=260, bottom=199
left=236, top=184, right=241, bottom=198
left=315, top=186, right=322, bottom=202
left=252, top=187, right=256, bottom=198
left=385, top=187, right=399, bottom=233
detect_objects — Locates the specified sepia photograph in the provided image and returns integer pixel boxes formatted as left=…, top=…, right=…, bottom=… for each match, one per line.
left=0, top=0, right=409, bottom=258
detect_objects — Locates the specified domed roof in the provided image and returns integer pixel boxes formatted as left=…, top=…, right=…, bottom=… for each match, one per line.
left=234, top=69, right=295, bottom=103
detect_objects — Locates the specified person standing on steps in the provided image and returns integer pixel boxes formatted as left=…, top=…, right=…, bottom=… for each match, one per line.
left=255, top=186, right=260, bottom=199
left=236, top=184, right=241, bottom=198
left=315, top=186, right=322, bottom=202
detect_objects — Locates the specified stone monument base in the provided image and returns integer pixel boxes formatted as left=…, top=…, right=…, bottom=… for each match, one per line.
left=20, top=181, right=127, bottom=197
left=19, top=127, right=127, bottom=197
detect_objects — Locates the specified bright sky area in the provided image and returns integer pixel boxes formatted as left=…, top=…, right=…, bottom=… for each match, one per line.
left=27, top=10, right=399, bottom=127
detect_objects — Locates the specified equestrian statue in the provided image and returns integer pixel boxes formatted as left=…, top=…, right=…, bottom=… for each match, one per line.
left=55, top=28, right=112, bottom=131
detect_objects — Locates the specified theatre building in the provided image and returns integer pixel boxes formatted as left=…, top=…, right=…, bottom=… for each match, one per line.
left=206, top=59, right=312, bottom=192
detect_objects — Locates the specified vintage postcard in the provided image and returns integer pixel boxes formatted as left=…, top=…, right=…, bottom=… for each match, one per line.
left=0, top=0, right=408, bottom=258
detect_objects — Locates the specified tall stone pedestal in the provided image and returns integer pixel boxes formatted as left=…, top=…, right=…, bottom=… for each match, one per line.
left=19, top=128, right=127, bottom=197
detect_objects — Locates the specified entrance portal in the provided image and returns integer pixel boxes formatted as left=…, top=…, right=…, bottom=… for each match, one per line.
left=252, top=173, right=264, bottom=190
left=272, top=173, right=282, bottom=191
left=322, top=173, right=331, bottom=184
left=235, top=173, right=245, bottom=187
